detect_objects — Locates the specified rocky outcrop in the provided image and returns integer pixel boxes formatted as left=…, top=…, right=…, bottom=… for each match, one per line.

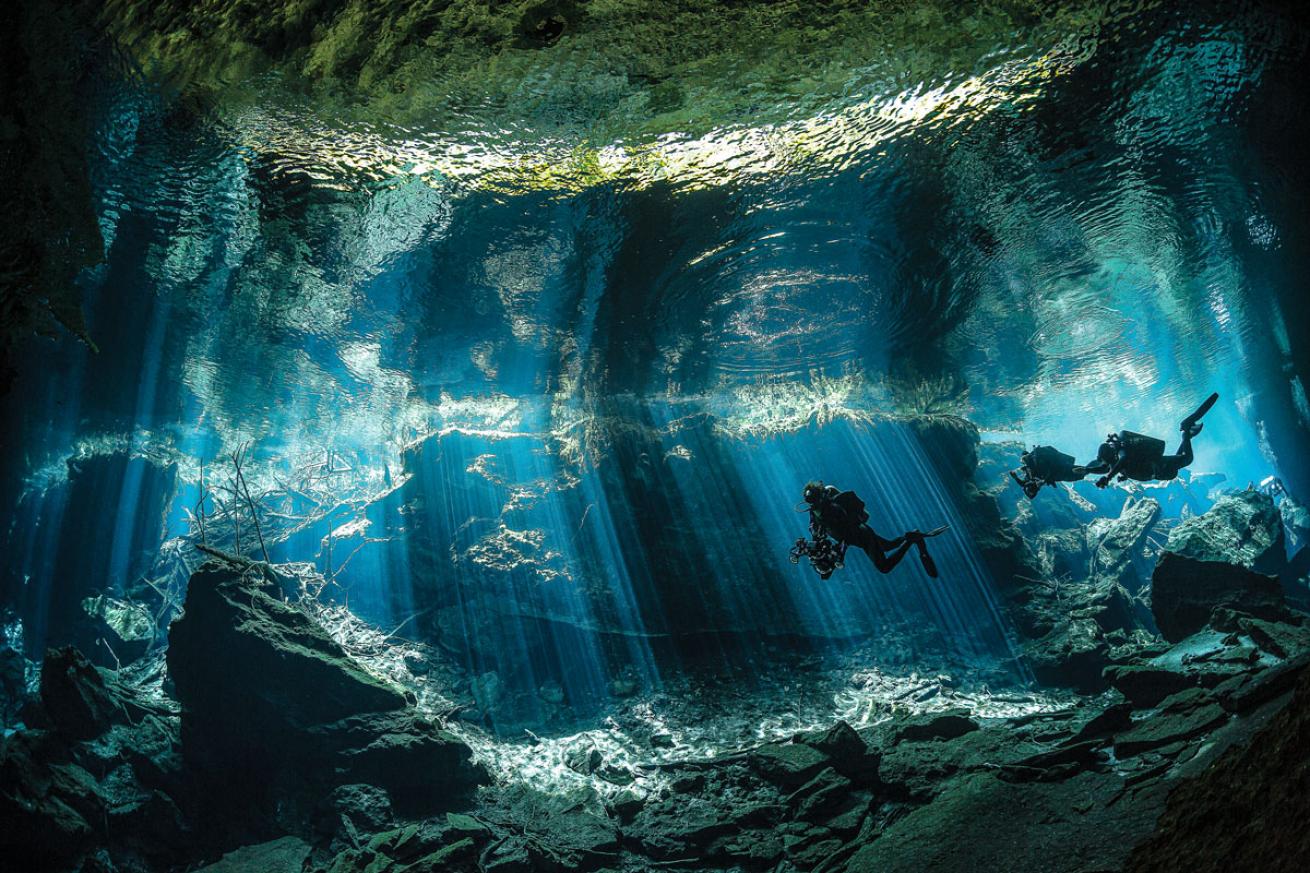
left=1151, top=553, right=1286, bottom=642
left=1142, top=490, right=1298, bottom=643
left=1127, top=658, right=1310, bottom=873
left=2, top=556, right=491, bottom=872
left=168, top=557, right=487, bottom=830
left=1023, top=617, right=1111, bottom=691
left=1088, top=498, right=1162, bottom=593
left=0, top=648, right=185, bottom=871
left=1164, top=491, right=1286, bottom=575
left=837, top=635, right=1309, bottom=873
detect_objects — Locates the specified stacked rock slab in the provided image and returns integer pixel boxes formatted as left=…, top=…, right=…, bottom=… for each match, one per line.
left=167, top=557, right=487, bottom=834
left=1151, top=492, right=1290, bottom=642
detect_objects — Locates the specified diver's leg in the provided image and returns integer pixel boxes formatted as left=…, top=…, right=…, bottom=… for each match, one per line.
left=1153, top=437, right=1193, bottom=480
left=871, top=541, right=914, bottom=574
left=851, top=526, right=914, bottom=574
left=1180, top=392, right=1219, bottom=433
left=1162, top=428, right=1196, bottom=477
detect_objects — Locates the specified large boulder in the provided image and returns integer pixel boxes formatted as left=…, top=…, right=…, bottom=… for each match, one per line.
left=1088, top=498, right=1162, bottom=592
left=169, top=562, right=408, bottom=738
left=1151, top=553, right=1285, bottom=642
left=749, top=741, right=831, bottom=789
left=168, top=558, right=486, bottom=827
left=795, top=720, right=880, bottom=781
left=1023, top=618, right=1111, bottom=691
left=1069, top=577, right=1140, bottom=633
left=0, top=648, right=187, bottom=872
left=37, top=647, right=129, bottom=741
left=1164, top=491, right=1286, bottom=575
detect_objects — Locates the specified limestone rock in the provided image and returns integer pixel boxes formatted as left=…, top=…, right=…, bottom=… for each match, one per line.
left=1088, top=498, right=1162, bottom=591
left=0, top=643, right=188, bottom=872
left=749, top=740, right=830, bottom=788
left=1212, top=652, right=1310, bottom=713
left=999, top=739, right=1104, bottom=783
left=797, top=720, right=879, bottom=780
left=1151, top=553, right=1285, bottom=642
left=196, top=836, right=311, bottom=873
left=1024, top=618, right=1110, bottom=690
left=888, top=711, right=979, bottom=744
left=0, top=730, right=101, bottom=866
left=308, top=711, right=485, bottom=814
left=1114, top=702, right=1227, bottom=757
left=1127, top=660, right=1310, bottom=872
left=1164, top=491, right=1285, bottom=574
left=1070, top=577, right=1140, bottom=633
left=1208, top=608, right=1310, bottom=659
left=875, top=728, right=1003, bottom=803
left=37, top=646, right=126, bottom=741
left=317, top=782, right=393, bottom=837
left=790, top=766, right=853, bottom=820
left=1104, top=664, right=1199, bottom=708
left=628, top=784, right=780, bottom=861
left=168, top=559, right=486, bottom=825
left=168, top=561, right=407, bottom=740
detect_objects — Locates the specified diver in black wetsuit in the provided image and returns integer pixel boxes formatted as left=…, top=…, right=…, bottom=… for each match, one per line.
left=789, top=481, right=946, bottom=579
left=1010, top=446, right=1089, bottom=499
left=1084, top=393, right=1219, bottom=488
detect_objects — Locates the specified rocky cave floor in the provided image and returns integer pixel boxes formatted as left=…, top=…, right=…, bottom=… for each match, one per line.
left=4, top=480, right=1310, bottom=872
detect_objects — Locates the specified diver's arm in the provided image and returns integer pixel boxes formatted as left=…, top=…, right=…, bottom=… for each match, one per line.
left=1095, top=457, right=1125, bottom=488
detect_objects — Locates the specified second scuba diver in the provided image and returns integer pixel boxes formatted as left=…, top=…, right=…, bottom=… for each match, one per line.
left=1010, top=392, right=1219, bottom=498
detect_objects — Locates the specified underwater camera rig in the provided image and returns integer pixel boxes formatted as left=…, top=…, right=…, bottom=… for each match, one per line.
left=789, top=518, right=845, bottom=579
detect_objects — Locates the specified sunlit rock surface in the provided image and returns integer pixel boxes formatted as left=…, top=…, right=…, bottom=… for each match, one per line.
left=1165, top=490, right=1286, bottom=574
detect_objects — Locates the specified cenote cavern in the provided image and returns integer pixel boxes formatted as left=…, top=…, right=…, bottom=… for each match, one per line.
left=2, top=1, right=1310, bottom=871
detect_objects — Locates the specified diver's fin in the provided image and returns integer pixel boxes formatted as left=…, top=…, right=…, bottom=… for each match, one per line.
left=906, top=527, right=945, bottom=577
left=917, top=542, right=939, bottom=578
left=1181, top=392, right=1219, bottom=432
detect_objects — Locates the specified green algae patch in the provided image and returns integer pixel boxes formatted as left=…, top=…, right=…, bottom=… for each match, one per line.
left=98, top=0, right=1127, bottom=193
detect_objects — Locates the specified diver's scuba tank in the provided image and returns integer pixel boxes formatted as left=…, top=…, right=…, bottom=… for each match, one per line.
left=1117, top=431, right=1167, bottom=461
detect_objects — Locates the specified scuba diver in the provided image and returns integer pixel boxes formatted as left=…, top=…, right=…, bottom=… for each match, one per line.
left=789, top=481, right=947, bottom=580
left=1010, top=445, right=1088, bottom=499
left=1084, top=392, right=1219, bottom=488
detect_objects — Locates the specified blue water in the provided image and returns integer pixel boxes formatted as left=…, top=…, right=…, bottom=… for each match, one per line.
left=3, top=1, right=1308, bottom=733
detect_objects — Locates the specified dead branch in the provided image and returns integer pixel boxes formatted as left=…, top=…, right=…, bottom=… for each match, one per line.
left=231, top=442, right=270, bottom=562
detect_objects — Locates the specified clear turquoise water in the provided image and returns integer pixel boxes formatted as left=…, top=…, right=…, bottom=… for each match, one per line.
left=3, top=1, right=1308, bottom=735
